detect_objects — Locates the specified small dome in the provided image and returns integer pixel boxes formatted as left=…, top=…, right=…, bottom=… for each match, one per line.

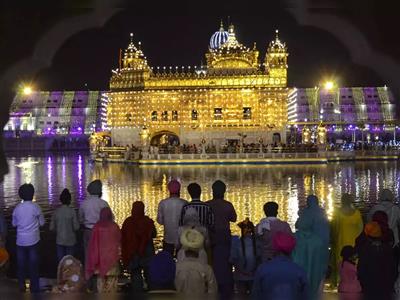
left=210, top=23, right=228, bottom=50
left=268, top=29, right=286, bottom=52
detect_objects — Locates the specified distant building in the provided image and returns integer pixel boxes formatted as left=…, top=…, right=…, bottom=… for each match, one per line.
left=287, top=86, right=397, bottom=143
left=4, top=91, right=108, bottom=138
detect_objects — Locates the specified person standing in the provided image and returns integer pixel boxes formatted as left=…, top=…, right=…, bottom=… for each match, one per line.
left=12, top=184, right=45, bottom=293
left=50, top=189, right=80, bottom=263
left=229, top=218, right=258, bottom=295
left=330, top=193, right=363, bottom=287
left=179, top=182, right=214, bottom=229
left=121, top=201, right=156, bottom=293
left=256, top=201, right=293, bottom=262
left=207, top=180, right=237, bottom=299
left=157, top=179, right=188, bottom=255
left=79, top=180, right=109, bottom=262
left=296, top=195, right=330, bottom=247
left=86, top=207, right=121, bottom=293
left=0, top=209, right=7, bottom=247
left=292, top=213, right=328, bottom=300
left=368, top=189, right=400, bottom=245
left=357, top=222, right=396, bottom=300
left=252, top=231, right=308, bottom=300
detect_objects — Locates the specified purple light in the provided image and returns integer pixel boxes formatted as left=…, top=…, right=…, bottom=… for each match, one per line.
left=78, top=127, right=82, bottom=131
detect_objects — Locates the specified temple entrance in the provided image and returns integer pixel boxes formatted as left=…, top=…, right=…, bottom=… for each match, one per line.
left=272, top=133, right=281, bottom=144
left=150, top=131, right=180, bottom=146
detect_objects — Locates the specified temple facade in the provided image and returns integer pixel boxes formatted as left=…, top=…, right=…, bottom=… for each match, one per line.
left=107, top=23, right=289, bottom=147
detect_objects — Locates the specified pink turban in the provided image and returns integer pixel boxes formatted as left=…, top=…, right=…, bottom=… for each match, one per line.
left=168, top=180, right=181, bottom=195
left=272, top=231, right=296, bottom=254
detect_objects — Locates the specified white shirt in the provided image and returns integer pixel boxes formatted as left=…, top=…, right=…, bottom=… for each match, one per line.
left=79, top=195, right=109, bottom=229
left=157, top=196, right=188, bottom=245
left=12, top=201, right=45, bottom=246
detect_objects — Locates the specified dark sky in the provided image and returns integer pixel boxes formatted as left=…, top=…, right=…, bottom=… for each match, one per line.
left=1, top=4, right=400, bottom=92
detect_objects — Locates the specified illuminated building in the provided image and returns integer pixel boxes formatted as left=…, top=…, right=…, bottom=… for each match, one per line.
left=107, top=23, right=289, bottom=147
left=287, top=86, right=397, bottom=143
left=4, top=91, right=108, bottom=137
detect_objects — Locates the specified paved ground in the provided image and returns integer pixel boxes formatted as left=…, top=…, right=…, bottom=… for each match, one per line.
left=0, top=277, right=339, bottom=299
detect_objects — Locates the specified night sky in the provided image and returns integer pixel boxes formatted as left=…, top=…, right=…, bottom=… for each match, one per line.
left=1, top=3, right=400, bottom=92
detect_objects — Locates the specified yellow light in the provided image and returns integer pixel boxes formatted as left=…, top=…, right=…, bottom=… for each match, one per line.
left=23, top=86, right=33, bottom=95
left=324, top=81, right=334, bottom=90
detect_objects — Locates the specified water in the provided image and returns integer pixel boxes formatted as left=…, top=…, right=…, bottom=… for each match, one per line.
left=2, top=154, right=400, bottom=235
left=2, top=154, right=399, bottom=277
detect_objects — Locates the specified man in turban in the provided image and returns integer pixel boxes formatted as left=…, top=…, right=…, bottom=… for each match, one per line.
left=252, top=231, right=309, bottom=300
left=157, top=179, right=187, bottom=256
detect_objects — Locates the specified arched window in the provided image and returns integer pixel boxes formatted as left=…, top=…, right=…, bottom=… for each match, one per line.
left=191, top=109, right=198, bottom=120
left=162, top=111, right=168, bottom=121
left=151, top=111, right=157, bottom=121
left=172, top=111, right=178, bottom=121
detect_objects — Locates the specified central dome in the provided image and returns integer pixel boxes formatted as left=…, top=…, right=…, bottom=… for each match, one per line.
left=210, top=23, right=228, bottom=50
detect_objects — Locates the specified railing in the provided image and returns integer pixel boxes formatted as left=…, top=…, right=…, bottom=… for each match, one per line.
left=142, top=150, right=399, bottom=161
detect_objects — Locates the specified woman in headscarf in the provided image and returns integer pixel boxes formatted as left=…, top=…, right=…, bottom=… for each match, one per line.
left=330, top=193, right=363, bottom=287
left=292, top=213, right=328, bottom=300
left=296, top=195, right=330, bottom=245
left=121, top=201, right=156, bottom=293
left=86, top=207, right=121, bottom=293
left=357, top=222, right=396, bottom=300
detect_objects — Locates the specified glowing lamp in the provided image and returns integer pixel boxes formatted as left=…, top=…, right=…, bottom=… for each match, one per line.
left=23, top=86, right=33, bottom=95
left=324, top=81, right=334, bottom=90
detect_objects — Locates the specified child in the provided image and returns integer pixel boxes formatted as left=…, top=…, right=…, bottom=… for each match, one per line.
left=338, top=245, right=361, bottom=300
left=175, top=228, right=217, bottom=295
left=230, top=218, right=258, bottom=295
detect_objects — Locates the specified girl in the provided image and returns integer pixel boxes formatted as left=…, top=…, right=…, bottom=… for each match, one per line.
left=338, top=246, right=361, bottom=300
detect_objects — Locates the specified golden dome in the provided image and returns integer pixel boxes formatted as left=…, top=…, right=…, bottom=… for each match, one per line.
left=206, top=24, right=259, bottom=74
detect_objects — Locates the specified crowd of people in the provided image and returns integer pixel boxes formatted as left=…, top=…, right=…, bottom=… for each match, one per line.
left=1, top=179, right=400, bottom=299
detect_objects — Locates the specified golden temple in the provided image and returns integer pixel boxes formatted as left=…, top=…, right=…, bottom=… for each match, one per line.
left=107, top=23, right=289, bottom=147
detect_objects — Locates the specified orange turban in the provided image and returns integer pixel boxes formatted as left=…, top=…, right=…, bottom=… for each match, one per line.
left=364, top=221, right=382, bottom=238
left=0, top=248, right=9, bottom=263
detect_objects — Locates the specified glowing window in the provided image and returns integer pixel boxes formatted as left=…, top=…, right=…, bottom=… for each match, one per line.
left=162, top=111, right=168, bottom=121
left=214, top=108, right=222, bottom=120
left=172, top=111, right=178, bottom=121
left=243, top=107, right=252, bottom=119
left=151, top=111, right=157, bottom=121
left=191, top=109, right=198, bottom=120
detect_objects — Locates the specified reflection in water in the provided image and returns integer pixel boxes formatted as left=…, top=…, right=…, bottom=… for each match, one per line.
left=1, top=155, right=399, bottom=238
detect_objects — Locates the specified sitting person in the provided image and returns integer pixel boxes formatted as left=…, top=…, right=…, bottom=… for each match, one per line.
left=52, top=255, right=85, bottom=293
left=338, top=246, right=361, bottom=300
left=147, top=251, right=176, bottom=294
left=252, top=231, right=308, bottom=300
left=175, top=228, right=217, bottom=294
left=230, top=218, right=258, bottom=295
left=177, top=207, right=209, bottom=264
left=256, top=201, right=293, bottom=262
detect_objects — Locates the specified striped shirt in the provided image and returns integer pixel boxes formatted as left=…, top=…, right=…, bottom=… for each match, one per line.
left=179, top=199, right=215, bottom=229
